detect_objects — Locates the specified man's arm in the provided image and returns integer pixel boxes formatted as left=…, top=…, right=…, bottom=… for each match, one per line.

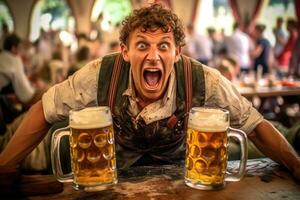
left=0, top=100, right=50, bottom=167
left=248, top=119, right=300, bottom=180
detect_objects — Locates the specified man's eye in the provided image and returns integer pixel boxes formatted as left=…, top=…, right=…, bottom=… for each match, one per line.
left=137, top=43, right=147, bottom=49
left=159, top=43, right=169, bottom=50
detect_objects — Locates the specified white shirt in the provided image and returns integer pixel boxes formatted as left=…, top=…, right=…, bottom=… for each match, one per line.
left=0, top=50, right=35, bottom=103
left=42, top=57, right=263, bottom=134
left=225, top=30, right=252, bottom=69
left=184, top=34, right=212, bottom=61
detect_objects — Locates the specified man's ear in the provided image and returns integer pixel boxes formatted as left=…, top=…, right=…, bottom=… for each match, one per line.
left=120, top=43, right=130, bottom=62
left=175, top=46, right=182, bottom=62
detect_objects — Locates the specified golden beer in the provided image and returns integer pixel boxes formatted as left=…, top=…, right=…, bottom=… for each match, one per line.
left=51, top=106, right=117, bottom=191
left=185, top=128, right=227, bottom=185
left=70, top=125, right=117, bottom=186
left=185, top=107, right=247, bottom=190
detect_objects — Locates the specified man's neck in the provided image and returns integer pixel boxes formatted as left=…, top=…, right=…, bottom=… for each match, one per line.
left=136, top=95, right=158, bottom=110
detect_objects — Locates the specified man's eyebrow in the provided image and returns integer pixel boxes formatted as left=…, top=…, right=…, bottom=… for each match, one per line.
left=161, top=36, right=172, bottom=40
left=136, top=34, right=146, bottom=39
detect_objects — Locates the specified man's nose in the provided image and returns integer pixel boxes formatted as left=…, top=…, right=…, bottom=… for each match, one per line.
left=147, top=47, right=160, bottom=61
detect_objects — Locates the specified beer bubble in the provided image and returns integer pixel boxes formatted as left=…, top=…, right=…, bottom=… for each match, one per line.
left=87, top=150, right=101, bottom=163
left=190, top=145, right=201, bottom=158
left=202, top=147, right=216, bottom=163
left=197, top=132, right=209, bottom=147
left=103, top=128, right=109, bottom=134
left=185, top=157, right=193, bottom=170
left=78, top=133, right=92, bottom=149
left=195, top=159, right=207, bottom=173
left=210, top=133, right=224, bottom=149
left=209, top=162, right=221, bottom=175
left=103, top=145, right=114, bottom=160
left=77, top=149, right=85, bottom=162
left=94, top=134, right=107, bottom=148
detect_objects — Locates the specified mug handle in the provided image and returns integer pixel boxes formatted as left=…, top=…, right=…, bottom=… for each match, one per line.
left=51, top=127, right=73, bottom=183
left=225, top=127, right=248, bottom=182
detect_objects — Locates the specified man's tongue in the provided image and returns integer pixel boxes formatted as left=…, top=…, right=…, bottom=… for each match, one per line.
left=144, top=71, right=160, bottom=86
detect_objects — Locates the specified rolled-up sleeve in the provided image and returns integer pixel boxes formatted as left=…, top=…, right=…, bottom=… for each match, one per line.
left=42, top=59, right=101, bottom=124
left=203, top=66, right=264, bottom=135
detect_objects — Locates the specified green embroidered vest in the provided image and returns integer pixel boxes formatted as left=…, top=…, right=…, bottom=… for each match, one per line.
left=97, top=53, right=205, bottom=169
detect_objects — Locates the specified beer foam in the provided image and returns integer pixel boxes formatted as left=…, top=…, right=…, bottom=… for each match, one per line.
left=69, top=107, right=112, bottom=129
left=188, top=107, right=228, bottom=132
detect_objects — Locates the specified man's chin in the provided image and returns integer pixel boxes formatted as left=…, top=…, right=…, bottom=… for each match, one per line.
left=140, top=91, right=163, bottom=102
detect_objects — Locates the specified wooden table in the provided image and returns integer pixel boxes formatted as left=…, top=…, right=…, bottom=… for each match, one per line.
left=238, top=86, right=300, bottom=98
left=24, top=158, right=300, bottom=200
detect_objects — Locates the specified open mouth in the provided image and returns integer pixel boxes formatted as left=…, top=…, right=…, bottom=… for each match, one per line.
left=143, top=68, right=162, bottom=89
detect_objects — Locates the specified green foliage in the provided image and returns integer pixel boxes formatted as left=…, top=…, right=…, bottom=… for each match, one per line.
left=0, top=0, right=13, bottom=30
left=269, top=0, right=292, bottom=10
left=41, top=0, right=70, bottom=20
left=102, top=0, right=132, bottom=26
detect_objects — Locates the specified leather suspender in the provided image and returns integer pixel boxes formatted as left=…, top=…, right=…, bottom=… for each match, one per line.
left=181, top=55, right=192, bottom=131
left=107, top=53, right=123, bottom=113
left=182, top=55, right=192, bottom=114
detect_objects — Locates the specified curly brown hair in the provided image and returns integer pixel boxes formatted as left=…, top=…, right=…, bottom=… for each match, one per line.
left=119, top=4, right=185, bottom=47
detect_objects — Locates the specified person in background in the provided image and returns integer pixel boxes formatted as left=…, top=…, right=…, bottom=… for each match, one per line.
left=217, top=56, right=238, bottom=82
left=0, top=34, right=42, bottom=126
left=108, top=41, right=120, bottom=53
left=273, top=17, right=287, bottom=58
left=68, top=46, right=91, bottom=76
left=0, top=23, right=9, bottom=50
left=183, top=24, right=212, bottom=65
left=288, top=30, right=300, bottom=78
left=251, top=24, right=271, bottom=76
left=225, top=23, right=252, bottom=74
left=276, top=19, right=298, bottom=77
left=0, top=4, right=299, bottom=184
left=207, top=27, right=225, bottom=59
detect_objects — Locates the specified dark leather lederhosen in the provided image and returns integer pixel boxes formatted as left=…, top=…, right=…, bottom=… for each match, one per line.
left=97, top=53, right=205, bottom=169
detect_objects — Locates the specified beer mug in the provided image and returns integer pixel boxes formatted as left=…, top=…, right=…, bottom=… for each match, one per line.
left=51, top=106, right=117, bottom=191
left=185, top=107, right=247, bottom=190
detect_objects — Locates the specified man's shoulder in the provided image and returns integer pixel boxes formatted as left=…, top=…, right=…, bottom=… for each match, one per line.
left=199, top=63, right=221, bottom=81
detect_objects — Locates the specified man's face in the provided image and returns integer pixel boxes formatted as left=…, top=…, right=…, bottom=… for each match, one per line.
left=121, top=28, right=181, bottom=102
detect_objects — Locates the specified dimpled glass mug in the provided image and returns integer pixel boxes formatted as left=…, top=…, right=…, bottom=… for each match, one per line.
left=51, top=106, right=117, bottom=191
left=185, top=107, right=247, bottom=190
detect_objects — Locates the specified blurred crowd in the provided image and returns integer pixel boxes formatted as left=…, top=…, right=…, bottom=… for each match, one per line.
left=183, top=17, right=300, bottom=83
left=0, top=24, right=120, bottom=132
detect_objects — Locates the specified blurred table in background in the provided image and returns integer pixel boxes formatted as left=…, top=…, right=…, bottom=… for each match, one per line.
left=239, top=86, right=300, bottom=98
left=237, top=79, right=300, bottom=125
left=25, top=158, right=300, bottom=200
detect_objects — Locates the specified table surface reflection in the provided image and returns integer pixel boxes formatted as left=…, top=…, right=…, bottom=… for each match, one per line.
left=25, top=158, right=300, bottom=200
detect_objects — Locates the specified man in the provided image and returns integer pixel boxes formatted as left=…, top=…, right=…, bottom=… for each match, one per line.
left=183, top=24, right=212, bottom=65
left=273, top=17, right=286, bottom=58
left=251, top=24, right=271, bottom=75
left=0, top=4, right=299, bottom=181
left=225, top=23, right=252, bottom=74
left=0, top=34, right=41, bottom=131
left=0, top=34, right=36, bottom=106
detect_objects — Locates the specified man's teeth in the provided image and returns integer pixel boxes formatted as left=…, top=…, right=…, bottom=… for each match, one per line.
left=146, top=69, right=160, bottom=72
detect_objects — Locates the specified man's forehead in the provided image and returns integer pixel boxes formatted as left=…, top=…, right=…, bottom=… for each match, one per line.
left=131, top=27, right=175, bottom=40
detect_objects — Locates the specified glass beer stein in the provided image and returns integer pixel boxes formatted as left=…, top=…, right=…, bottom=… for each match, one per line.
left=185, top=107, right=247, bottom=190
left=51, top=106, right=117, bottom=191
